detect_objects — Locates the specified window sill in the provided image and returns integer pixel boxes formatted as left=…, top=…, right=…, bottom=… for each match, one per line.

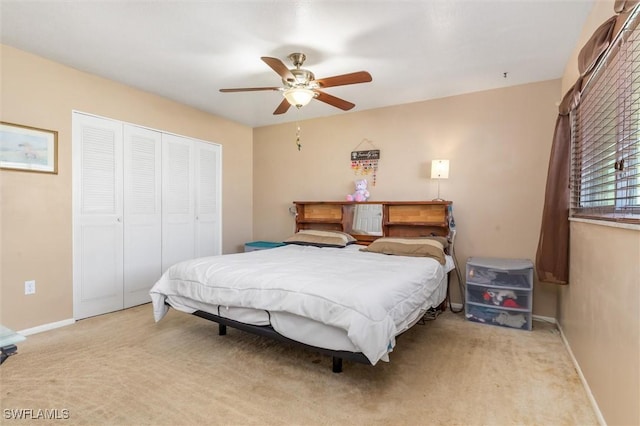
left=569, top=217, right=640, bottom=231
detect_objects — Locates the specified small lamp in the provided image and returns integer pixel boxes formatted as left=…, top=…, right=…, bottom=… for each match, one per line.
left=283, top=88, right=315, bottom=108
left=431, top=159, right=449, bottom=201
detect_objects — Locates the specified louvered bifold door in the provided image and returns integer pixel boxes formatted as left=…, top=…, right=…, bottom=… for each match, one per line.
left=72, top=113, right=124, bottom=319
left=195, top=141, right=222, bottom=258
left=123, top=125, right=162, bottom=308
left=161, top=133, right=195, bottom=272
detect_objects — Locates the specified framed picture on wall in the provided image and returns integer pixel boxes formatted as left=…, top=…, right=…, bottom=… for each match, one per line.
left=0, top=121, right=58, bottom=174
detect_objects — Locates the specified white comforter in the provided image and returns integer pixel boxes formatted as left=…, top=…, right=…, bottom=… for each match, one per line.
left=150, top=244, right=451, bottom=364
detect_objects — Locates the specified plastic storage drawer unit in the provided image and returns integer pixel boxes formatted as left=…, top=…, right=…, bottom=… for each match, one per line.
left=244, top=241, right=286, bottom=252
left=465, top=257, right=533, bottom=331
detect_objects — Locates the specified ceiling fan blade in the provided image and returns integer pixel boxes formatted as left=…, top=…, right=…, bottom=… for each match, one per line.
left=314, top=91, right=355, bottom=111
left=315, top=71, right=372, bottom=88
left=273, top=98, right=291, bottom=115
left=261, top=57, right=295, bottom=82
left=220, top=87, right=281, bottom=92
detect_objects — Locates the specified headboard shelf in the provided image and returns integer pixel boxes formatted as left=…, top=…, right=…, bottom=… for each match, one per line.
left=383, top=221, right=448, bottom=227
left=293, top=201, right=452, bottom=243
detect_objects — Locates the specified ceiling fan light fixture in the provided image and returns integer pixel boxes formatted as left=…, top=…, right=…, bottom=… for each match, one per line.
left=220, top=54, right=372, bottom=115
left=283, top=88, right=315, bottom=107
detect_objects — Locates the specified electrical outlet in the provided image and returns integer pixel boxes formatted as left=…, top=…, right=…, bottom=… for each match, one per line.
left=25, top=280, right=36, bottom=295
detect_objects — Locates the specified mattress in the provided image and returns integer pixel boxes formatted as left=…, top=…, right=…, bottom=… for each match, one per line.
left=165, top=272, right=448, bottom=354
left=151, top=244, right=454, bottom=364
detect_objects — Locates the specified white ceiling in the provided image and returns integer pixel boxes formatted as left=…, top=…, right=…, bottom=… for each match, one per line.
left=0, top=0, right=594, bottom=128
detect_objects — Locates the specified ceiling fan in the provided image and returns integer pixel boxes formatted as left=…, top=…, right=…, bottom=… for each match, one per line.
left=219, top=53, right=373, bottom=115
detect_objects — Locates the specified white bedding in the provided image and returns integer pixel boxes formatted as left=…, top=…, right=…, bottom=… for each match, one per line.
left=150, top=244, right=453, bottom=365
left=163, top=273, right=447, bottom=354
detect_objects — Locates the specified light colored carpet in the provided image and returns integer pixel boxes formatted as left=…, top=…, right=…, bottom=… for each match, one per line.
left=1, top=304, right=598, bottom=425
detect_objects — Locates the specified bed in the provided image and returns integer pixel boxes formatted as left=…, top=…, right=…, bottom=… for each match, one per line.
left=150, top=200, right=454, bottom=372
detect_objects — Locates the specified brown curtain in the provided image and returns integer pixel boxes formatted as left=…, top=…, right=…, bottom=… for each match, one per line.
left=535, top=12, right=622, bottom=284
left=535, top=86, right=577, bottom=284
left=578, top=16, right=617, bottom=74
left=615, top=0, right=639, bottom=14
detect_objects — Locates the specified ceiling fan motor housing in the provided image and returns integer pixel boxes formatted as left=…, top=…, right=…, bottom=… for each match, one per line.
left=285, top=69, right=316, bottom=88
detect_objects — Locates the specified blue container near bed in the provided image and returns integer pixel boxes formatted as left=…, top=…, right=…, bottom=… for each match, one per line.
left=244, top=241, right=286, bottom=252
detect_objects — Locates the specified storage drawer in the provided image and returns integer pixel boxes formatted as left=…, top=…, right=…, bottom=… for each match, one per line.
left=466, top=257, right=533, bottom=290
left=466, top=284, right=531, bottom=311
left=465, top=305, right=532, bottom=331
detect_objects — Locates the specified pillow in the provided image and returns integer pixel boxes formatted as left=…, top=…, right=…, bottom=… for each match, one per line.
left=283, top=230, right=356, bottom=248
left=426, top=236, right=449, bottom=250
left=360, top=237, right=446, bottom=264
left=329, top=230, right=357, bottom=243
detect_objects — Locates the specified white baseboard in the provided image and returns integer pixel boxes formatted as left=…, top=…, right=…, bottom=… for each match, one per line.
left=449, top=302, right=463, bottom=311
left=557, top=322, right=607, bottom=426
left=532, top=314, right=557, bottom=324
left=18, top=318, right=75, bottom=336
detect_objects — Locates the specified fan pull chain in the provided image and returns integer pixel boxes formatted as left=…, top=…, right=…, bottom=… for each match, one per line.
left=295, top=109, right=302, bottom=150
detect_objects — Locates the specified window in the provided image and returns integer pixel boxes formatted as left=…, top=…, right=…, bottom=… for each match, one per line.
left=571, top=11, right=640, bottom=223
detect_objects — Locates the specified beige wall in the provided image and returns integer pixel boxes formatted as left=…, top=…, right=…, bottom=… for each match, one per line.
left=253, top=79, right=561, bottom=318
left=0, top=45, right=254, bottom=331
left=558, top=1, right=640, bottom=425
left=565, top=221, right=639, bottom=426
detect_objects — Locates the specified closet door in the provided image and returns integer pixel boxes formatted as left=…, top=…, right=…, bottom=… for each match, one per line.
left=123, top=125, right=162, bottom=308
left=195, top=141, right=222, bottom=258
left=161, top=133, right=195, bottom=272
left=72, top=113, right=124, bottom=319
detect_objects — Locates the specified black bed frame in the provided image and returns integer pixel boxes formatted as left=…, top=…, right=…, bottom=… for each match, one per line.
left=192, top=309, right=371, bottom=373
left=178, top=268, right=450, bottom=373
left=182, top=283, right=448, bottom=374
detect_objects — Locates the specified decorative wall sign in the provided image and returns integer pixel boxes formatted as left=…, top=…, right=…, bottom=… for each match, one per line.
left=350, top=139, right=380, bottom=186
left=0, top=121, right=58, bottom=174
left=351, top=149, right=380, bottom=161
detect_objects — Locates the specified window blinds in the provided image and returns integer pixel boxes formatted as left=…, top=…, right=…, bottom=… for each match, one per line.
left=571, top=11, right=640, bottom=222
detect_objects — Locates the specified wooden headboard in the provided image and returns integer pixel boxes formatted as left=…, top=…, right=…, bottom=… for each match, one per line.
left=293, top=201, right=452, bottom=245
